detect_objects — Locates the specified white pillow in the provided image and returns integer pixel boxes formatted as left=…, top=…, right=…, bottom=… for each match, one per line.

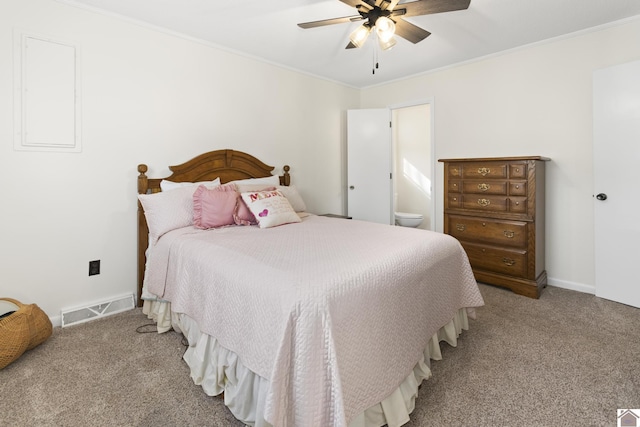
left=230, top=175, right=280, bottom=187
left=160, top=177, right=220, bottom=191
left=277, top=185, right=306, bottom=212
left=138, top=185, right=198, bottom=245
left=234, top=183, right=277, bottom=193
left=240, top=189, right=301, bottom=229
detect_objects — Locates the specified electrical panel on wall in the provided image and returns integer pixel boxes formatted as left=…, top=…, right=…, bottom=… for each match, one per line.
left=13, top=29, right=82, bottom=152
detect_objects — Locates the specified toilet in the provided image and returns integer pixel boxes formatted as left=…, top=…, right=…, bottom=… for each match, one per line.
left=395, top=212, right=424, bottom=228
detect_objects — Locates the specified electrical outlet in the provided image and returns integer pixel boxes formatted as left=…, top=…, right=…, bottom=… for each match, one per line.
left=89, top=260, right=100, bottom=276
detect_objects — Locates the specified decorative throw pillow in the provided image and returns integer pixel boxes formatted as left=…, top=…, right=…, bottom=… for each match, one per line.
left=160, top=177, right=220, bottom=191
left=233, top=184, right=277, bottom=225
left=277, top=185, right=307, bottom=212
left=138, top=185, right=199, bottom=245
left=212, top=183, right=250, bottom=226
left=192, top=185, right=238, bottom=229
left=240, top=189, right=301, bottom=229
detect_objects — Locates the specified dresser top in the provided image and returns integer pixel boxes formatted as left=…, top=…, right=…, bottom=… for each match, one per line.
left=438, top=156, right=550, bottom=162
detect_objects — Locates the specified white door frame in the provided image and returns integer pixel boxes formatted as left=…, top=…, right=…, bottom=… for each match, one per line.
left=389, top=98, right=436, bottom=231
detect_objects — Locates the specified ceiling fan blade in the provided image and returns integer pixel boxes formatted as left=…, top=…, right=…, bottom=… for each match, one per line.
left=298, top=15, right=363, bottom=29
left=381, top=0, right=400, bottom=11
left=393, top=18, right=431, bottom=44
left=398, top=0, right=471, bottom=18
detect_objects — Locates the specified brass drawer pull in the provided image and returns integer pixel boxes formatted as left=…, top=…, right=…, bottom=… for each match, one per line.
left=502, top=258, right=516, bottom=266
left=478, top=183, right=490, bottom=192
left=456, top=223, right=466, bottom=232
left=504, top=230, right=514, bottom=238
left=478, top=198, right=491, bottom=207
left=478, top=167, right=491, bottom=176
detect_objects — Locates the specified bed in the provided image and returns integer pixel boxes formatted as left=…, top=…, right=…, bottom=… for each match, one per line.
left=136, top=149, right=484, bottom=427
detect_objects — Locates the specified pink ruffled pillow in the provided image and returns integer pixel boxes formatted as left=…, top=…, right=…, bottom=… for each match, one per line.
left=235, top=196, right=257, bottom=226
left=192, top=185, right=239, bottom=229
left=212, top=183, right=252, bottom=226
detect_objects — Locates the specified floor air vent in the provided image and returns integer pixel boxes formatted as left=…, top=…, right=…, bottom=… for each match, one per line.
left=61, top=294, right=135, bottom=327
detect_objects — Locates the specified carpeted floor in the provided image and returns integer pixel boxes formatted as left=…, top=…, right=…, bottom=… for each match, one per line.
left=1, top=283, right=639, bottom=426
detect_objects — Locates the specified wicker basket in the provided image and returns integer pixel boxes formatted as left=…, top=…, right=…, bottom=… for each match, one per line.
left=0, top=298, right=52, bottom=369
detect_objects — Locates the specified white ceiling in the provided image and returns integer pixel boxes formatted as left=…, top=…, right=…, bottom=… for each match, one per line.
left=60, top=0, right=640, bottom=88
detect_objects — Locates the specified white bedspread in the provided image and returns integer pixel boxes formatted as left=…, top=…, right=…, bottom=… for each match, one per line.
left=144, top=215, right=483, bottom=427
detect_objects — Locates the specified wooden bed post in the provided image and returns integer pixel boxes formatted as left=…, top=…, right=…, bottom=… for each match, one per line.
left=281, top=165, right=291, bottom=186
left=137, top=164, right=149, bottom=307
left=137, top=164, right=149, bottom=194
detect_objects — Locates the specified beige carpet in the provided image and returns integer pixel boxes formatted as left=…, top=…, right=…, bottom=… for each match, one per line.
left=1, top=283, right=639, bottom=426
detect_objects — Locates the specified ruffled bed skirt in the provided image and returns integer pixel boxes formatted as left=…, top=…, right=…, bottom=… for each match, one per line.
left=143, top=300, right=470, bottom=427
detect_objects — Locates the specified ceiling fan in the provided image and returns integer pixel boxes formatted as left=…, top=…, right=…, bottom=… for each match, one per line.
left=298, top=0, right=471, bottom=51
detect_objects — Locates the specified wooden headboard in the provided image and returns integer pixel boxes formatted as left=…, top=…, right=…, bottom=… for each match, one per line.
left=136, top=149, right=291, bottom=306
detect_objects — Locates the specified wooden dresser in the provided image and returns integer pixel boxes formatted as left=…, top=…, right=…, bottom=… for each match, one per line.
left=438, top=156, right=550, bottom=298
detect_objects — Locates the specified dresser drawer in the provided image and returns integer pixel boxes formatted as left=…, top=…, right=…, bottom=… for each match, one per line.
left=509, top=197, right=527, bottom=213
left=447, top=164, right=463, bottom=178
left=509, top=181, right=527, bottom=196
left=449, top=180, right=461, bottom=193
left=461, top=242, right=527, bottom=278
left=509, top=163, right=527, bottom=179
left=462, top=163, right=507, bottom=179
left=447, top=193, right=462, bottom=208
left=462, top=180, right=507, bottom=195
left=447, top=216, right=527, bottom=248
left=462, top=195, right=508, bottom=212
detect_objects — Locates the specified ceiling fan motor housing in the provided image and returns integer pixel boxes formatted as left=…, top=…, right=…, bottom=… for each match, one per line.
left=359, top=5, right=393, bottom=27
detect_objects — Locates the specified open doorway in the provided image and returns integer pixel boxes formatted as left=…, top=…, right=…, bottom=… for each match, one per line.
left=391, top=102, right=434, bottom=230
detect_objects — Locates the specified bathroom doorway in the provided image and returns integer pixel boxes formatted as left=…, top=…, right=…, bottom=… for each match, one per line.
left=347, top=101, right=434, bottom=230
left=391, top=102, right=434, bottom=230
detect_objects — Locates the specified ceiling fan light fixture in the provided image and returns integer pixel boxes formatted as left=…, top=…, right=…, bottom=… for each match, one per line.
left=349, top=24, right=372, bottom=48
left=375, top=16, right=396, bottom=42
left=378, top=35, right=397, bottom=51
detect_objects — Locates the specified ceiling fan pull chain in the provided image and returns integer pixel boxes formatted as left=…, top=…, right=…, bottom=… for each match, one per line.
left=373, top=40, right=379, bottom=74
left=372, top=46, right=376, bottom=74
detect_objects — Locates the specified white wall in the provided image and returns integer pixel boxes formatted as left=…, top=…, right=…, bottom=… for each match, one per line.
left=361, top=18, right=640, bottom=294
left=0, top=0, right=359, bottom=324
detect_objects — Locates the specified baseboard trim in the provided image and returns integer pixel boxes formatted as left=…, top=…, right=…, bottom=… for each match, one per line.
left=59, top=294, right=135, bottom=328
left=547, top=277, right=595, bottom=295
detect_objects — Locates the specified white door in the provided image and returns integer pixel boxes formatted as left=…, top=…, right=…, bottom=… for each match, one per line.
left=347, top=109, right=392, bottom=224
left=593, top=60, right=640, bottom=308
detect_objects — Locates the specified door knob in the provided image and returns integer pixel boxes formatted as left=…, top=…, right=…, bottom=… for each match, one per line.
left=596, top=193, right=607, bottom=201
left=349, top=186, right=355, bottom=190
